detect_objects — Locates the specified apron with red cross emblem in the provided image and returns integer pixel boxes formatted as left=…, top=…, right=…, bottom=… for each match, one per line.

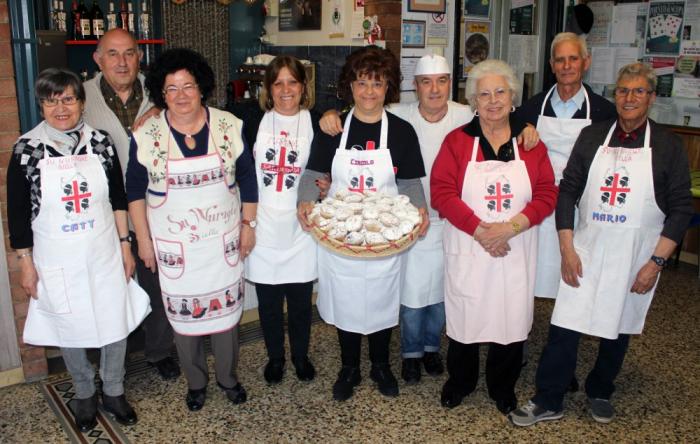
left=443, top=136, right=537, bottom=345
left=552, top=121, right=664, bottom=339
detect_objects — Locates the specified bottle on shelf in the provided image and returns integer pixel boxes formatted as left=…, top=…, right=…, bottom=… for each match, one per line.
left=58, top=1, right=67, bottom=33
left=80, top=68, right=89, bottom=82
left=139, top=1, right=151, bottom=40
left=77, top=0, right=91, bottom=40
left=119, top=1, right=129, bottom=32
left=106, top=2, right=118, bottom=31
left=90, top=0, right=105, bottom=39
left=127, top=2, right=136, bottom=34
left=50, top=0, right=59, bottom=31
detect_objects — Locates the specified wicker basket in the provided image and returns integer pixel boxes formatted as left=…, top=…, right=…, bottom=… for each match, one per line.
left=310, top=223, right=421, bottom=258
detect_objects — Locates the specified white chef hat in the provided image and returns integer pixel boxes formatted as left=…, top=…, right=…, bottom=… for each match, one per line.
left=414, top=54, right=451, bottom=77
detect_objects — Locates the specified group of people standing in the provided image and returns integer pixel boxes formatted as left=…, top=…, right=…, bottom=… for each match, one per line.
left=8, top=28, right=692, bottom=434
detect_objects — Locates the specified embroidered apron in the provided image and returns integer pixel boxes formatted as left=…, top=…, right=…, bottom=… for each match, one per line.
left=534, top=85, right=592, bottom=299
left=245, top=110, right=316, bottom=284
left=24, top=130, right=150, bottom=348
left=443, top=137, right=537, bottom=345
left=147, top=126, right=243, bottom=336
left=317, top=109, right=401, bottom=334
left=551, top=122, right=664, bottom=339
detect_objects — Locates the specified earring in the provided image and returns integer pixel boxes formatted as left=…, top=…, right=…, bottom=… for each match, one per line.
left=474, top=110, right=479, bottom=117
left=511, top=105, right=515, bottom=112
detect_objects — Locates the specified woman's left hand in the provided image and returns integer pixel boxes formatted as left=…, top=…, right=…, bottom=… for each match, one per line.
left=240, top=225, right=256, bottom=260
left=630, top=261, right=661, bottom=294
left=417, top=207, right=430, bottom=237
left=121, top=243, right=136, bottom=281
left=474, top=221, right=514, bottom=253
left=517, top=124, right=540, bottom=151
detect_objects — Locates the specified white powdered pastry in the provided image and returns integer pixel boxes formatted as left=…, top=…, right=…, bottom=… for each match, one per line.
left=344, top=192, right=364, bottom=203
left=345, top=215, right=363, bottom=232
left=391, top=207, right=408, bottom=219
left=365, top=231, right=387, bottom=245
left=379, top=212, right=400, bottom=227
left=347, top=202, right=364, bottom=214
left=314, top=215, right=335, bottom=232
left=375, top=203, right=393, bottom=213
left=363, top=219, right=383, bottom=232
left=335, top=207, right=352, bottom=221
left=345, top=231, right=364, bottom=245
left=394, top=194, right=410, bottom=205
left=334, top=189, right=350, bottom=200
left=405, top=212, right=421, bottom=227
left=322, top=197, right=336, bottom=206
left=320, top=205, right=336, bottom=219
left=382, top=226, right=402, bottom=241
left=379, top=197, right=395, bottom=207
left=328, top=225, right=348, bottom=241
left=398, top=220, right=415, bottom=236
left=362, top=206, right=379, bottom=220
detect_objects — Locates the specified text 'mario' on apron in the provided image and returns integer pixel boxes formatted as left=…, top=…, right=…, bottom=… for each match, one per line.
left=443, top=136, right=537, bottom=345
left=535, top=85, right=592, bottom=299
left=146, top=117, right=244, bottom=336
left=24, top=127, right=150, bottom=348
left=552, top=122, right=664, bottom=340
left=316, top=108, right=402, bottom=334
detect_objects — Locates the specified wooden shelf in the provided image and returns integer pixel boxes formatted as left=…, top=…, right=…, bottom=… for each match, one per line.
left=65, top=39, right=165, bottom=45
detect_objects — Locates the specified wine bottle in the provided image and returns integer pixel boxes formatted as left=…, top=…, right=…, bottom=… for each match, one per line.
left=139, top=1, right=151, bottom=40
left=106, top=2, right=118, bottom=31
left=51, top=0, right=59, bottom=30
left=58, top=1, right=67, bottom=33
left=77, top=0, right=91, bottom=40
left=127, top=2, right=135, bottom=34
left=120, top=1, right=128, bottom=31
left=91, top=0, right=105, bottom=39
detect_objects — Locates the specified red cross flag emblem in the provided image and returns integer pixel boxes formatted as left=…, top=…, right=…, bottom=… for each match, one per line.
left=261, top=144, right=302, bottom=192
left=484, top=181, right=513, bottom=212
left=62, top=178, right=92, bottom=214
left=600, top=172, right=630, bottom=207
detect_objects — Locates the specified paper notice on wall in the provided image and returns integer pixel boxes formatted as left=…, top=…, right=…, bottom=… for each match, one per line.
left=427, top=12, right=449, bottom=45
left=507, top=35, right=539, bottom=73
left=590, top=47, right=616, bottom=84
left=350, top=7, right=365, bottom=39
left=614, top=47, right=640, bottom=79
left=681, top=40, right=700, bottom=56
left=611, top=3, right=637, bottom=44
left=400, top=57, right=420, bottom=91
left=587, top=1, right=613, bottom=47
left=673, top=56, right=700, bottom=98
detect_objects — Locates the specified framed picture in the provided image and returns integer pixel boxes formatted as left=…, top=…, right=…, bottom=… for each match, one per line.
left=408, top=0, right=446, bottom=14
left=402, top=20, right=426, bottom=48
left=279, top=0, right=322, bottom=31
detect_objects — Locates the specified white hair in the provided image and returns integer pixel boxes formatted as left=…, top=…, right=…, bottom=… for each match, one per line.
left=465, top=59, right=520, bottom=105
left=550, top=32, right=589, bottom=61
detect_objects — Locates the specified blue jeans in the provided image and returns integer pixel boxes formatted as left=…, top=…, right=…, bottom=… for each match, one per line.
left=399, top=302, right=445, bottom=358
left=61, top=338, right=127, bottom=399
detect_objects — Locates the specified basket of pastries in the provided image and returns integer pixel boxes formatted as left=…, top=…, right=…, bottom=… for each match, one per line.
left=309, top=190, right=422, bottom=258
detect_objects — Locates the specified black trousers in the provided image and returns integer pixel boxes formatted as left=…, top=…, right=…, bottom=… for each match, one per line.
left=533, top=324, right=630, bottom=412
left=256, top=281, right=313, bottom=361
left=131, top=233, right=175, bottom=363
left=446, top=337, right=525, bottom=402
left=337, top=327, right=392, bottom=367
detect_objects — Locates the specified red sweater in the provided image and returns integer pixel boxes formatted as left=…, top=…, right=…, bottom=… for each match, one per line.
left=430, top=126, right=558, bottom=236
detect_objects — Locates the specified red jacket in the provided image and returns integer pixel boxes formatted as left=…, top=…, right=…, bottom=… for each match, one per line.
left=430, top=126, right=558, bottom=236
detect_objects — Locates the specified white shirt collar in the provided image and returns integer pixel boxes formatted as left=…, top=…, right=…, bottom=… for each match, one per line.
left=551, top=84, right=586, bottom=110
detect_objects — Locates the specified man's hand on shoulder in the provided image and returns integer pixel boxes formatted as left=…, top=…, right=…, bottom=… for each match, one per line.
left=132, top=106, right=161, bottom=131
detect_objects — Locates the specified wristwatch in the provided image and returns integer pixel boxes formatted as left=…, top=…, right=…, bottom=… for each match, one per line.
left=650, top=255, right=667, bottom=269
left=242, top=219, right=257, bottom=229
left=119, top=234, right=133, bottom=243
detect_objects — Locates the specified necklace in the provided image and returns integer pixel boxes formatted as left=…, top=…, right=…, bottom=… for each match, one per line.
left=418, top=104, right=448, bottom=123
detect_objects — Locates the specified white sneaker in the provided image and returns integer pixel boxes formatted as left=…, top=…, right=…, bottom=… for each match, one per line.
left=509, top=400, right=564, bottom=427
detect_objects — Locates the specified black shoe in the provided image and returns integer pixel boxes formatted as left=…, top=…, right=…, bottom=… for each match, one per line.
left=422, top=352, right=444, bottom=376
left=72, top=393, right=97, bottom=432
left=332, top=366, right=361, bottom=401
left=568, top=377, right=579, bottom=393
left=440, top=379, right=467, bottom=409
left=150, top=356, right=180, bottom=380
left=401, top=358, right=421, bottom=384
left=218, top=382, right=247, bottom=405
left=101, top=394, right=138, bottom=426
left=264, top=358, right=285, bottom=384
left=185, top=388, right=206, bottom=411
left=370, top=363, right=399, bottom=397
left=496, top=395, right=518, bottom=415
left=292, top=356, right=316, bottom=382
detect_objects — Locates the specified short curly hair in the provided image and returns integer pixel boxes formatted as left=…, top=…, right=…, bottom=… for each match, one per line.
left=258, top=55, right=310, bottom=111
left=337, top=46, right=401, bottom=106
left=145, top=48, right=215, bottom=110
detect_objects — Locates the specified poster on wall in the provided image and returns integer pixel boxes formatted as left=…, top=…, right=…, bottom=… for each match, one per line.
left=464, top=0, right=490, bottom=18
left=645, top=1, right=684, bottom=55
left=645, top=56, right=677, bottom=97
left=509, top=4, right=533, bottom=35
left=279, top=0, right=322, bottom=31
left=463, top=20, right=490, bottom=77
left=427, top=13, right=449, bottom=45
left=673, top=56, right=700, bottom=98
left=402, top=20, right=426, bottom=48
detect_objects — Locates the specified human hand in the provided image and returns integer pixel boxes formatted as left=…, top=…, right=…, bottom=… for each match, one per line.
left=316, top=173, right=331, bottom=200
left=121, top=243, right=136, bottom=281
left=476, top=221, right=514, bottom=252
left=517, top=124, right=540, bottom=151
left=132, top=106, right=160, bottom=131
left=297, top=201, right=315, bottom=231
left=240, top=225, right=256, bottom=260
left=560, top=248, right=583, bottom=287
left=19, top=258, right=38, bottom=299
left=319, top=110, right=343, bottom=136
left=630, top=261, right=661, bottom=294
left=417, top=207, right=430, bottom=237
left=138, top=238, right=157, bottom=273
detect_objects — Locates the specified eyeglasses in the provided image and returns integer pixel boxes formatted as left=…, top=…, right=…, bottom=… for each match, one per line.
left=476, top=88, right=510, bottom=103
left=41, top=96, right=79, bottom=107
left=614, top=87, right=653, bottom=98
left=164, top=83, right=199, bottom=96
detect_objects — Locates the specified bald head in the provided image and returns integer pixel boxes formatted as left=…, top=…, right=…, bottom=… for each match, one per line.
left=93, top=29, right=142, bottom=93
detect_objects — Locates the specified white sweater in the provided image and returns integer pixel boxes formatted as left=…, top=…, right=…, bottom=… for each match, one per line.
left=83, top=72, right=152, bottom=181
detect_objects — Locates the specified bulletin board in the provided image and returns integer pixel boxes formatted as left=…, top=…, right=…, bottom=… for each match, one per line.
left=583, top=0, right=700, bottom=129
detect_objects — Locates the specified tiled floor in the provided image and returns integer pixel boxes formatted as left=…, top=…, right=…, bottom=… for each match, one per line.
left=1, top=265, right=698, bottom=443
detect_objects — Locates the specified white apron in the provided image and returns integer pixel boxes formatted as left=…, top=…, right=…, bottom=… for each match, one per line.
left=148, top=128, right=243, bottom=336
left=317, top=109, right=401, bottom=334
left=443, top=137, right=537, bottom=345
left=24, top=130, right=150, bottom=348
left=245, top=110, right=317, bottom=284
left=534, top=85, right=592, bottom=299
left=551, top=122, right=664, bottom=339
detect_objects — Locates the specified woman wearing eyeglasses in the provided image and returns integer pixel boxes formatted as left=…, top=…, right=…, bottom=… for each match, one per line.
left=510, top=63, right=692, bottom=427
left=430, top=59, right=557, bottom=414
left=126, top=48, right=258, bottom=411
left=7, top=68, right=151, bottom=432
